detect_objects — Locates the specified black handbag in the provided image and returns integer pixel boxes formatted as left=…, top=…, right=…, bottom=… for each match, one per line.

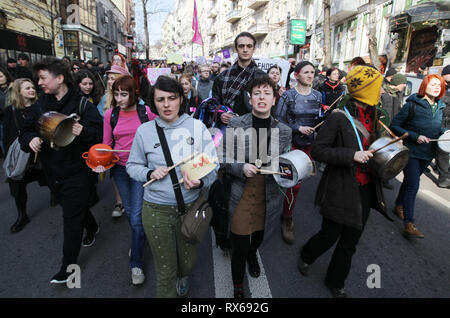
left=155, top=123, right=213, bottom=244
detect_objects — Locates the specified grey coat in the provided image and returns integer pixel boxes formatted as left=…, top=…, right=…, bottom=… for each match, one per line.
left=219, top=113, right=292, bottom=244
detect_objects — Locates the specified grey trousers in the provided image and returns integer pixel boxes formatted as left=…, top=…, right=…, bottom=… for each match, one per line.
left=142, top=201, right=197, bottom=298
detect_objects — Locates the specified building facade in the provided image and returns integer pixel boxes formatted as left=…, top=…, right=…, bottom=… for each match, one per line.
left=0, top=0, right=65, bottom=63
left=160, top=0, right=450, bottom=74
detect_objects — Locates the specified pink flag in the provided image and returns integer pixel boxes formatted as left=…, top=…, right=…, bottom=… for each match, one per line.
left=192, top=0, right=203, bottom=45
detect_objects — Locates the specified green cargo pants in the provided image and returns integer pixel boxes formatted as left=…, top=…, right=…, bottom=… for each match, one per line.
left=142, top=201, right=197, bottom=298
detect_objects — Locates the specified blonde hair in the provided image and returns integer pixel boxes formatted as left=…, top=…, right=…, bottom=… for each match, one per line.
left=10, top=78, right=36, bottom=109
left=104, top=73, right=121, bottom=112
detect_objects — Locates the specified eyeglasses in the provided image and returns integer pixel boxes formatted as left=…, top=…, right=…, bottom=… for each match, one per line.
left=73, top=67, right=80, bottom=70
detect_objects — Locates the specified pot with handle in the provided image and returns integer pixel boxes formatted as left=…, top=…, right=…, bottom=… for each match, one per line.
left=368, top=137, right=410, bottom=180
left=273, top=150, right=315, bottom=188
left=38, top=111, right=79, bottom=148
left=82, top=144, right=119, bottom=170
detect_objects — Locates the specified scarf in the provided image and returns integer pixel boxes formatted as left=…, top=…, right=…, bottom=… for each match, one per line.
left=221, top=60, right=258, bottom=109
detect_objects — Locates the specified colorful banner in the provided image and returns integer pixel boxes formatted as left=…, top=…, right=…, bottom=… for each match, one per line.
left=146, top=68, right=171, bottom=85
left=192, top=0, right=203, bottom=45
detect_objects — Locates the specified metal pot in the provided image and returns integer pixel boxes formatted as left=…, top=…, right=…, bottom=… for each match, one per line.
left=38, top=111, right=79, bottom=148
left=82, top=144, right=119, bottom=170
left=273, top=150, right=315, bottom=188
left=437, top=130, right=450, bottom=153
left=368, top=137, right=410, bottom=180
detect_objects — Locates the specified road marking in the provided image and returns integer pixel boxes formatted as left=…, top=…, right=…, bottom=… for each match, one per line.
left=419, top=190, right=450, bottom=209
left=211, top=232, right=273, bottom=298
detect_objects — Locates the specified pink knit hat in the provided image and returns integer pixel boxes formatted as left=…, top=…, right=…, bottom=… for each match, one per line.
left=106, top=65, right=130, bottom=76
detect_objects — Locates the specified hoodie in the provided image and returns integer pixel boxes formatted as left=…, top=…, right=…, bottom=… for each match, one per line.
left=126, top=113, right=218, bottom=206
left=390, top=93, right=446, bottom=161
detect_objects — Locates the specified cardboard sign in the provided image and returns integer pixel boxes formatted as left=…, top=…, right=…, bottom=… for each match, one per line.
left=223, top=48, right=231, bottom=59
left=254, top=58, right=291, bottom=88
left=180, top=153, right=217, bottom=181
left=213, top=55, right=222, bottom=63
left=147, top=68, right=171, bottom=85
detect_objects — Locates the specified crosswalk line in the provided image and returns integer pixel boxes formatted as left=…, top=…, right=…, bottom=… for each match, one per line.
left=211, top=231, right=273, bottom=298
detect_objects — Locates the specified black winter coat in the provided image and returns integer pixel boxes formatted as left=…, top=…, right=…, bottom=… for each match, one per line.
left=318, top=79, right=346, bottom=107
left=311, top=110, right=394, bottom=230
left=19, top=86, right=103, bottom=181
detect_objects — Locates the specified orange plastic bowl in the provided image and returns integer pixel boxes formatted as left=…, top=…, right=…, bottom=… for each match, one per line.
left=82, top=144, right=119, bottom=169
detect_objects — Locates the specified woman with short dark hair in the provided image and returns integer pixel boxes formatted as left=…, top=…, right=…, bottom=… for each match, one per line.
left=74, top=70, right=104, bottom=106
left=318, top=67, right=346, bottom=107
left=127, top=76, right=218, bottom=297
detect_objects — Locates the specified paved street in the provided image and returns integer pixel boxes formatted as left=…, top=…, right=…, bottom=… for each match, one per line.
left=1, top=159, right=449, bottom=298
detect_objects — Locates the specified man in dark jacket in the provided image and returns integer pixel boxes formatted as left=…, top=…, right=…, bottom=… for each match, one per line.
left=19, top=57, right=103, bottom=285
left=380, top=74, right=407, bottom=124
left=212, top=32, right=266, bottom=122
left=436, top=65, right=450, bottom=188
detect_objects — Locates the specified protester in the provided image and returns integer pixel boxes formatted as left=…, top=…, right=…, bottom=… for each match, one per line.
left=74, top=70, right=104, bottom=106
left=3, top=78, right=48, bottom=233
left=219, top=76, right=291, bottom=298
left=267, top=65, right=286, bottom=104
left=19, top=57, right=103, bottom=284
left=380, top=73, right=407, bottom=124
left=15, top=53, right=33, bottom=80
left=196, top=64, right=213, bottom=102
left=219, top=63, right=229, bottom=74
left=126, top=76, right=218, bottom=297
left=275, top=61, right=322, bottom=244
left=298, top=65, right=393, bottom=298
left=71, top=61, right=82, bottom=73
left=0, top=65, right=14, bottom=156
left=348, top=56, right=366, bottom=71
left=212, top=32, right=266, bottom=121
left=384, top=68, right=397, bottom=84
left=318, top=67, right=346, bottom=107
left=312, top=66, right=328, bottom=90
left=209, top=62, right=221, bottom=82
left=96, top=64, right=130, bottom=218
left=390, top=74, right=447, bottom=238
left=435, top=65, right=450, bottom=188
left=95, top=75, right=157, bottom=285
left=112, top=53, right=128, bottom=71
left=179, top=73, right=199, bottom=115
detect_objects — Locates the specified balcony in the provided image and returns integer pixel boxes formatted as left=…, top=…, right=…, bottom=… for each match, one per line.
left=226, top=10, right=242, bottom=23
left=248, top=0, right=269, bottom=10
left=207, top=26, right=217, bottom=36
left=223, top=35, right=234, bottom=47
left=249, top=23, right=269, bottom=37
left=208, top=9, right=217, bottom=18
left=330, top=0, right=358, bottom=24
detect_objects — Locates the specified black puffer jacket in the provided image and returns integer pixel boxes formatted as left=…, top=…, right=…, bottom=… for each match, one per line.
left=311, top=110, right=394, bottom=230
left=318, top=79, right=346, bottom=107
left=19, top=86, right=103, bottom=181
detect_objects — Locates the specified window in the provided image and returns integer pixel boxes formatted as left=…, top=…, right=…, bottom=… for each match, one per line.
left=345, top=19, right=357, bottom=60
left=333, top=24, right=343, bottom=61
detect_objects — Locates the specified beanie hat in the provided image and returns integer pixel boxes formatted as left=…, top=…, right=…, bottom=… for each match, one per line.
left=106, top=65, right=130, bottom=76
left=7, top=58, right=16, bottom=64
left=442, top=65, right=450, bottom=76
left=390, top=74, right=407, bottom=86
left=385, top=68, right=397, bottom=77
left=346, top=65, right=383, bottom=106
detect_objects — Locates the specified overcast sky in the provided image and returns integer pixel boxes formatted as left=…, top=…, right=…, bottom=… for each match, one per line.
left=133, top=0, right=176, bottom=45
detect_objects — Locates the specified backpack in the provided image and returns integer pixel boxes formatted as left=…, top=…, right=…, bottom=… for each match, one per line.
left=110, top=103, right=150, bottom=131
left=208, top=174, right=232, bottom=251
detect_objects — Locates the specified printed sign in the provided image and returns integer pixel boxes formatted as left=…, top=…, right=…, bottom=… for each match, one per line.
left=213, top=55, right=222, bottom=63
left=222, top=48, right=231, bottom=59
left=290, top=19, right=306, bottom=45
left=147, top=68, right=171, bottom=85
left=196, top=56, right=207, bottom=64
left=254, top=58, right=291, bottom=87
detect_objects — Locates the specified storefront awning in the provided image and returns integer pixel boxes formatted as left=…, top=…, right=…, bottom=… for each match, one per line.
left=390, top=1, right=450, bottom=32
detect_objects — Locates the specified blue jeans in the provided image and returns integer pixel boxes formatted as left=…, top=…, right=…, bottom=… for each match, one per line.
left=111, top=164, right=146, bottom=269
left=395, top=158, right=431, bottom=223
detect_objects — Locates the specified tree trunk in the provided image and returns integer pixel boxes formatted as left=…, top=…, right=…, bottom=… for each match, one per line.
left=323, top=0, right=331, bottom=67
left=368, top=0, right=380, bottom=70
left=142, top=0, right=150, bottom=60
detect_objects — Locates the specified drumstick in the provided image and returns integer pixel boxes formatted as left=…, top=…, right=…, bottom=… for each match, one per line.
left=306, top=95, right=345, bottom=133
left=256, top=169, right=287, bottom=176
left=378, top=120, right=397, bottom=138
left=430, top=139, right=450, bottom=142
left=370, top=132, right=408, bottom=154
left=142, top=151, right=199, bottom=187
left=95, top=148, right=131, bottom=153
left=34, top=151, right=38, bottom=164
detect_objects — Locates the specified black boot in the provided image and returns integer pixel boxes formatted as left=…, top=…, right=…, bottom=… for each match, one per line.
left=247, top=251, right=260, bottom=278
left=233, top=284, right=244, bottom=298
left=10, top=210, right=30, bottom=233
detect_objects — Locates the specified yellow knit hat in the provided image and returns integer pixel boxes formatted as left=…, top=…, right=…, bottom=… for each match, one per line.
left=346, top=65, right=383, bottom=106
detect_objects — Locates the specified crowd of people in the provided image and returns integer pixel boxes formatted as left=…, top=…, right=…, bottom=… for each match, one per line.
left=0, top=31, right=449, bottom=299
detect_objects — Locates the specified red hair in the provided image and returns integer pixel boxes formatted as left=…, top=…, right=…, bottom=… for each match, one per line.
left=111, top=75, right=139, bottom=107
left=113, top=54, right=127, bottom=69
left=418, top=74, right=446, bottom=99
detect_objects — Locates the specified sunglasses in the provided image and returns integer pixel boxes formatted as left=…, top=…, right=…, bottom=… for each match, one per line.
left=73, top=67, right=80, bottom=70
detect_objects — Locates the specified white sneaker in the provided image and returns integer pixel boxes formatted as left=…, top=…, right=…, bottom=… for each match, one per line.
left=112, top=204, right=124, bottom=218
left=131, top=267, right=145, bottom=285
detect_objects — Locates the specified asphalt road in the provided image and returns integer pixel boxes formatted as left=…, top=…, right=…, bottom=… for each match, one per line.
left=1, top=160, right=449, bottom=298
